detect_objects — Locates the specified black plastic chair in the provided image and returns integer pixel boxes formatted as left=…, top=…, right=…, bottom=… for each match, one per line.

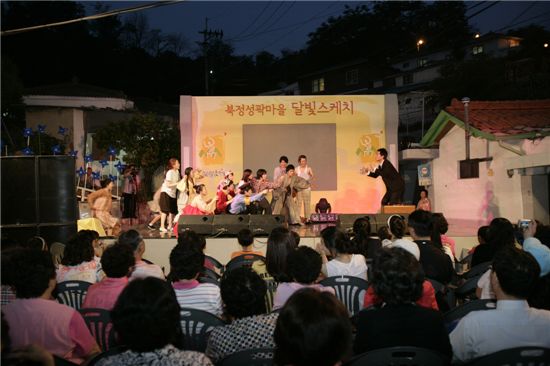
left=205, top=255, right=224, bottom=273
left=56, top=281, right=92, bottom=310
left=87, top=346, right=128, bottom=366
left=264, top=278, right=278, bottom=313
left=427, top=278, right=456, bottom=311
left=198, top=276, right=220, bottom=286
left=462, top=261, right=491, bottom=279
left=79, top=308, right=117, bottom=351
left=454, top=274, right=483, bottom=300
left=218, top=348, right=275, bottom=366
left=179, top=307, right=225, bottom=352
left=225, top=254, right=266, bottom=273
left=202, top=267, right=221, bottom=281
left=443, top=299, right=496, bottom=325
left=464, top=347, right=550, bottom=366
left=319, top=276, right=369, bottom=316
left=345, top=346, right=449, bottom=366
left=53, top=355, right=78, bottom=366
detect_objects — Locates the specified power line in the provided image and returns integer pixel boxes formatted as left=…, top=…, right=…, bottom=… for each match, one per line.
left=494, top=9, right=550, bottom=33
left=231, top=2, right=273, bottom=40
left=228, top=1, right=287, bottom=42
left=1, top=1, right=184, bottom=37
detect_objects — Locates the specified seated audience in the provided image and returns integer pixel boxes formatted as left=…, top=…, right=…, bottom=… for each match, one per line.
left=178, top=229, right=218, bottom=272
left=450, top=247, right=550, bottom=363
left=262, top=226, right=297, bottom=283
left=82, top=243, right=135, bottom=310
left=432, top=212, right=456, bottom=260
left=471, top=217, right=515, bottom=267
left=95, top=277, right=212, bottom=365
left=385, top=214, right=420, bottom=260
left=169, top=244, right=222, bottom=316
left=206, top=268, right=276, bottom=362
left=378, top=225, right=392, bottom=246
left=118, top=229, right=164, bottom=280
left=524, top=221, right=550, bottom=310
left=273, top=246, right=334, bottom=310
left=231, top=228, right=263, bottom=259
left=1, top=248, right=18, bottom=305
left=3, top=248, right=100, bottom=364
left=407, top=210, right=454, bottom=285
left=56, top=230, right=103, bottom=284
left=354, top=247, right=451, bottom=358
left=317, top=229, right=367, bottom=280
left=274, top=288, right=352, bottom=366
left=351, top=217, right=382, bottom=260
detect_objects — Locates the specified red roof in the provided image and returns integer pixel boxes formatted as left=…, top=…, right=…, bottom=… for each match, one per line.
left=445, top=98, right=550, bottom=137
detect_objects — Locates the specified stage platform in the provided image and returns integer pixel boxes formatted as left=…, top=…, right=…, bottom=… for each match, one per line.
left=110, top=219, right=479, bottom=277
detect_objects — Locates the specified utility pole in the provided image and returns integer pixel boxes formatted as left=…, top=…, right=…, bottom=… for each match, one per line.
left=198, top=18, right=223, bottom=96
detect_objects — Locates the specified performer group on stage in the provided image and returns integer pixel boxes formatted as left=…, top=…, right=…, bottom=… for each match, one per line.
left=87, top=148, right=409, bottom=235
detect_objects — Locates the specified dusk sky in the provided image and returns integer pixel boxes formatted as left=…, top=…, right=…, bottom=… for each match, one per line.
left=92, top=1, right=550, bottom=56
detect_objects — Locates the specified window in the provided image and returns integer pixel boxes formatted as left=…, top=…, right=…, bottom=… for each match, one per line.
left=403, top=73, right=413, bottom=85
left=509, top=39, right=520, bottom=48
left=312, top=78, right=325, bottom=93
left=472, top=45, right=484, bottom=55
left=418, top=58, right=428, bottom=67
left=345, top=69, right=359, bottom=85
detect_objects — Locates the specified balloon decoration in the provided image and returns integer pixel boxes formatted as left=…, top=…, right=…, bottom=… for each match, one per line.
left=37, top=125, right=46, bottom=134
left=99, top=159, right=109, bottom=168
left=77, top=167, right=86, bottom=176
left=68, top=150, right=78, bottom=158
left=23, top=128, right=33, bottom=149
left=92, top=171, right=101, bottom=180
left=108, top=146, right=117, bottom=157
left=51, top=144, right=61, bottom=155
left=23, top=146, right=34, bottom=155
left=109, top=174, right=117, bottom=182
left=58, top=126, right=68, bottom=136
left=84, top=154, right=93, bottom=163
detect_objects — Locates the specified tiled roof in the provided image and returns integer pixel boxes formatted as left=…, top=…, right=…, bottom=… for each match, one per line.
left=25, top=82, right=127, bottom=99
left=445, top=98, right=550, bottom=137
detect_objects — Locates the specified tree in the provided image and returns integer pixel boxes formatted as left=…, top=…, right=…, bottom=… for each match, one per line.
left=93, top=113, right=180, bottom=199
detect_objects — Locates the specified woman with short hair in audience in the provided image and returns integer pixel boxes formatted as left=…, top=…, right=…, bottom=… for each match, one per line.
left=354, top=247, right=452, bottom=359
left=118, top=229, right=164, bottom=280
left=95, top=277, right=212, bottom=366
left=56, top=230, right=104, bottom=284
left=206, top=267, right=277, bottom=363
left=317, top=229, right=368, bottom=280
left=273, top=246, right=334, bottom=310
left=82, top=243, right=135, bottom=310
left=351, top=217, right=382, bottom=260
left=3, top=248, right=100, bottom=364
left=275, top=288, right=353, bottom=366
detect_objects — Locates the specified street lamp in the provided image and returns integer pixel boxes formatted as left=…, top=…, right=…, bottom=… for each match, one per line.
left=416, top=39, right=424, bottom=52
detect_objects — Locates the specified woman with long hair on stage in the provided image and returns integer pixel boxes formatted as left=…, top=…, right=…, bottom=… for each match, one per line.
left=176, top=166, right=204, bottom=212
left=159, top=158, right=180, bottom=233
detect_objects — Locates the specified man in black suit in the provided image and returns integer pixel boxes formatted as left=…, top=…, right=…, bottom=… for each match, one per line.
left=366, top=148, right=405, bottom=205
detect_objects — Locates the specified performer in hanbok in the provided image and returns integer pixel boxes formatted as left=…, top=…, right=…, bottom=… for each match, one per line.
left=87, top=179, right=120, bottom=236
left=176, top=167, right=204, bottom=212
left=272, top=165, right=310, bottom=225
left=182, top=184, right=217, bottom=215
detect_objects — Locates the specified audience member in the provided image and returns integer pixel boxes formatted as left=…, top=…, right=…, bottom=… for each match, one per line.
left=291, top=230, right=301, bottom=246
left=354, top=247, right=451, bottom=358
left=520, top=221, right=550, bottom=310
left=385, top=214, right=420, bottom=260
left=178, top=229, right=218, bottom=272
left=23, top=236, right=48, bottom=251
left=471, top=217, right=515, bottom=267
left=1, top=248, right=17, bottom=305
left=231, top=229, right=263, bottom=259
left=407, top=210, right=454, bottom=285
left=56, top=230, right=104, bottom=284
left=273, top=246, right=334, bottom=310
left=432, top=212, right=456, bottom=259
left=469, top=225, right=489, bottom=255
left=263, top=226, right=297, bottom=283
left=169, top=244, right=222, bottom=316
left=95, top=277, right=212, bottom=365
left=206, top=268, right=276, bottom=362
left=3, top=248, right=100, bottom=364
left=118, top=229, right=164, bottom=280
left=317, top=229, right=367, bottom=280
left=82, top=243, right=135, bottom=310
left=274, top=288, right=352, bottom=366
left=351, top=217, right=382, bottom=260
left=450, top=247, right=550, bottom=363
left=377, top=225, right=392, bottom=246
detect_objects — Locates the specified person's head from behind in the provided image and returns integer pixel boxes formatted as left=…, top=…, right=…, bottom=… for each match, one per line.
left=487, top=217, right=515, bottom=249
left=100, top=178, right=113, bottom=190
left=11, top=248, right=56, bottom=299
left=177, top=229, right=206, bottom=252
left=477, top=225, right=490, bottom=245
left=169, top=244, right=204, bottom=281
left=237, top=228, right=254, bottom=249
left=375, top=148, right=388, bottom=162
left=221, top=267, right=267, bottom=319
left=61, top=231, right=95, bottom=266
left=118, top=229, right=145, bottom=258
left=266, top=227, right=297, bottom=282
left=112, top=277, right=181, bottom=352
left=291, top=231, right=301, bottom=246
left=377, top=226, right=391, bottom=241
left=288, top=246, right=322, bottom=285
left=183, top=166, right=193, bottom=178
left=388, top=214, right=406, bottom=239
left=240, top=183, right=254, bottom=197
left=407, top=210, right=433, bottom=239
left=101, top=243, right=135, bottom=278
left=372, top=247, right=424, bottom=305
left=274, top=288, right=352, bottom=366
left=432, top=212, right=449, bottom=235
left=492, top=246, right=540, bottom=300
left=320, top=226, right=337, bottom=250
left=327, top=230, right=353, bottom=256
left=353, top=216, right=372, bottom=239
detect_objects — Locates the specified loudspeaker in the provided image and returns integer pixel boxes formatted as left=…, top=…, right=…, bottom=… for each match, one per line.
left=337, top=214, right=374, bottom=233
left=1, top=156, right=77, bottom=244
left=459, top=159, right=479, bottom=179
left=212, top=215, right=250, bottom=235
left=178, top=215, right=214, bottom=235
left=249, top=215, right=286, bottom=236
